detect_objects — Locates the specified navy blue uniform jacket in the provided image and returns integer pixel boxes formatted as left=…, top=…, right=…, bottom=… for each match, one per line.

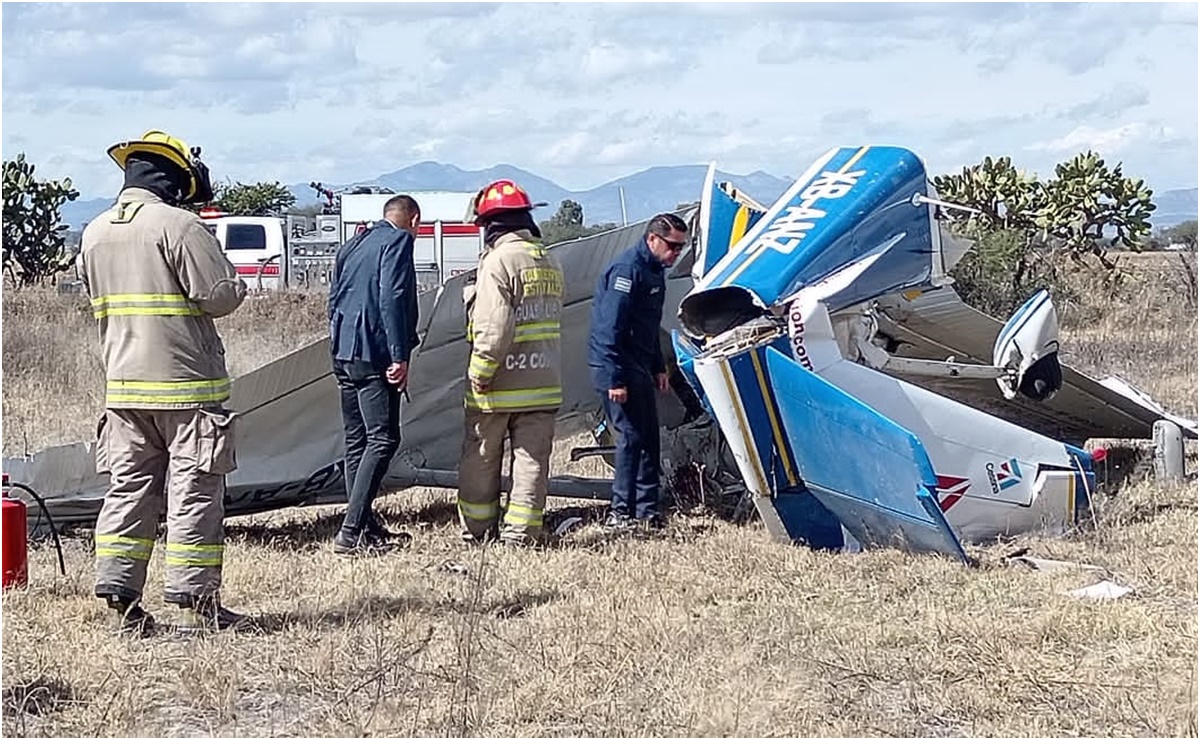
left=328, top=220, right=420, bottom=369
left=588, top=238, right=667, bottom=389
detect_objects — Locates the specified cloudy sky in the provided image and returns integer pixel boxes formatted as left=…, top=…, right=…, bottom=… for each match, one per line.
left=2, top=2, right=1196, bottom=201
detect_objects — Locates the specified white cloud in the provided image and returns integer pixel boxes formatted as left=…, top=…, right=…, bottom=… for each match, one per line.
left=1026, top=122, right=1180, bottom=155
left=594, top=140, right=655, bottom=166
left=352, top=119, right=397, bottom=140
left=579, top=43, right=675, bottom=85
left=409, top=139, right=447, bottom=159
left=1, top=2, right=1194, bottom=198
left=545, top=132, right=592, bottom=166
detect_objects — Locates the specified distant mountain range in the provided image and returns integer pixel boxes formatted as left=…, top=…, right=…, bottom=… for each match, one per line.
left=60, top=162, right=793, bottom=230
left=1149, top=187, right=1199, bottom=229
left=60, top=162, right=1196, bottom=232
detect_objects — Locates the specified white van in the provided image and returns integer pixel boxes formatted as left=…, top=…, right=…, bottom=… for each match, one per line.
left=200, top=213, right=285, bottom=290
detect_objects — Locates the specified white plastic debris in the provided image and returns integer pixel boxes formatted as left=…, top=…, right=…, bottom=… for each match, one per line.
left=432, top=560, right=469, bottom=576
left=1008, top=555, right=1106, bottom=573
left=1065, top=580, right=1135, bottom=600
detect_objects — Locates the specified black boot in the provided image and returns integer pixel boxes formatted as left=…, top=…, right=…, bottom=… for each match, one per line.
left=103, top=594, right=156, bottom=638
left=602, top=510, right=634, bottom=532
left=333, top=528, right=396, bottom=556
left=174, top=593, right=249, bottom=634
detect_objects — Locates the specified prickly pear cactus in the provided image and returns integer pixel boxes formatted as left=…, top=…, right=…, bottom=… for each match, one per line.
left=933, top=155, right=1045, bottom=236
left=2, top=153, right=80, bottom=287
left=1037, top=150, right=1155, bottom=264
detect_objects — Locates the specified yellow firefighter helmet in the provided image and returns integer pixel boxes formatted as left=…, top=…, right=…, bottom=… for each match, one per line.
left=106, top=129, right=214, bottom=204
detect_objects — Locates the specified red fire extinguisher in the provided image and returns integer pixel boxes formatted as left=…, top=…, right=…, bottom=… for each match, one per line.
left=2, top=473, right=65, bottom=589
left=2, top=473, right=29, bottom=589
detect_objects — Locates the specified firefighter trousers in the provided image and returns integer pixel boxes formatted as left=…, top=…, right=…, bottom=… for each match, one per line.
left=457, top=408, right=555, bottom=544
left=93, top=407, right=236, bottom=606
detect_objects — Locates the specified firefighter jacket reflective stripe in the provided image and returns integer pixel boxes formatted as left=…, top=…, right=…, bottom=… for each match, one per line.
left=587, top=238, right=667, bottom=390
left=79, top=188, right=247, bottom=409
left=464, top=230, right=563, bottom=413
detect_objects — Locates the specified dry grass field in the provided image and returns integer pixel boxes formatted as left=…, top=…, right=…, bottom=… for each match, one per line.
left=1, top=253, right=1196, bottom=737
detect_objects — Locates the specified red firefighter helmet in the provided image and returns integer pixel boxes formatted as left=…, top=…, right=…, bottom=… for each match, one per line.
left=471, top=179, right=535, bottom=224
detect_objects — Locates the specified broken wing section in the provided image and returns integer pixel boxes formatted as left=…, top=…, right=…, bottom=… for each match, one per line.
left=402, top=211, right=701, bottom=476
left=683, top=333, right=847, bottom=550
left=784, top=293, right=1095, bottom=546
left=873, top=286, right=1198, bottom=442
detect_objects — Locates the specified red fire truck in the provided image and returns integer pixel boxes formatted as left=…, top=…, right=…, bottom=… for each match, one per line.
left=199, top=188, right=484, bottom=292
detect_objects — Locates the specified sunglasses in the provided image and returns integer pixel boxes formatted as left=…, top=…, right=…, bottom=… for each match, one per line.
left=657, top=234, right=687, bottom=252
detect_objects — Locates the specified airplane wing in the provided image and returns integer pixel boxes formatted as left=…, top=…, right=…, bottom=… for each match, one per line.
left=5, top=211, right=702, bottom=531
left=871, top=287, right=1198, bottom=444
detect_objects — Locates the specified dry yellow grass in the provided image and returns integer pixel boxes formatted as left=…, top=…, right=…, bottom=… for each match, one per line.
left=2, top=288, right=330, bottom=456
left=2, top=255, right=1196, bottom=737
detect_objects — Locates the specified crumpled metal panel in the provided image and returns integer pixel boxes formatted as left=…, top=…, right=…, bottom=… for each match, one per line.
left=874, top=287, right=1195, bottom=443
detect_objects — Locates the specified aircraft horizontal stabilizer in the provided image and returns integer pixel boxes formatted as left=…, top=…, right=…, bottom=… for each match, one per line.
left=762, top=346, right=969, bottom=563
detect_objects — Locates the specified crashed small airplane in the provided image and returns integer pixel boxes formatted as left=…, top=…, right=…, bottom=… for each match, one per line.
left=6, top=145, right=1195, bottom=561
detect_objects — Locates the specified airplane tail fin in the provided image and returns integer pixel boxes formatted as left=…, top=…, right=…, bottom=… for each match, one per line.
left=692, top=163, right=766, bottom=282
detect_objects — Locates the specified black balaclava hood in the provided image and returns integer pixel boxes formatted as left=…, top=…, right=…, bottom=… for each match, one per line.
left=122, top=151, right=191, bottom=206
left=483, top=208, right=542, bottom=247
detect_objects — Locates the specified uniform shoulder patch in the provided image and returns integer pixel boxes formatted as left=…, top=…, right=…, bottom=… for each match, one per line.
left=613, top=276, right=632, bottom=294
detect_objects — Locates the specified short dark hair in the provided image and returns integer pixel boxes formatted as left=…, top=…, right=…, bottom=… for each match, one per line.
left=383, top=194, right=420, bottom=220
left=645, top=212, right=688, bottom=239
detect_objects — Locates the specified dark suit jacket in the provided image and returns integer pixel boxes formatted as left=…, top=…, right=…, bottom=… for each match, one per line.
left=328, top=220, right=420, bottom=369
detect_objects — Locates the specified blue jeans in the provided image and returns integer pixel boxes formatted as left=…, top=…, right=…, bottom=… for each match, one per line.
left=333, top=360, right=401, bottom=537
left=598, top=377, right=661, bottom=520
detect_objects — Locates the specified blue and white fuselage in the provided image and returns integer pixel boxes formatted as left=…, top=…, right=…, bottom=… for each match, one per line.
left=673, top=146, right=1096, bottom=561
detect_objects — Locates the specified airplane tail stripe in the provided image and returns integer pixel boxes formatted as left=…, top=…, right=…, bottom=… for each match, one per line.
left=730, top=205, right=751, bottom=248
left=749, top=348, right=799, bottom=487
left=716, top=358, right=772, bottom=497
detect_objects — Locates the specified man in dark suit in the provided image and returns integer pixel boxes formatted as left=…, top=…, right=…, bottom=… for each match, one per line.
left=328, top=194, right=422, bottom=555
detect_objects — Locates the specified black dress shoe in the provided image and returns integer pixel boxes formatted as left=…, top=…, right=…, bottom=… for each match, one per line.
left=333, top=530, right=396, bottom=556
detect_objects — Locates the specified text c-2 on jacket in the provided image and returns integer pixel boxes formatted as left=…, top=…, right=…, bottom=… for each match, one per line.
left=328, top=220, right=420, bottom=369
left=587, top=238, right=667, bottom=390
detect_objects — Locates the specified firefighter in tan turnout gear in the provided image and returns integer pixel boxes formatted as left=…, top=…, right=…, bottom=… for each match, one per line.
left=79, top=130, right=248, bottom=635
left=457, top=180, right=563, bottom=546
